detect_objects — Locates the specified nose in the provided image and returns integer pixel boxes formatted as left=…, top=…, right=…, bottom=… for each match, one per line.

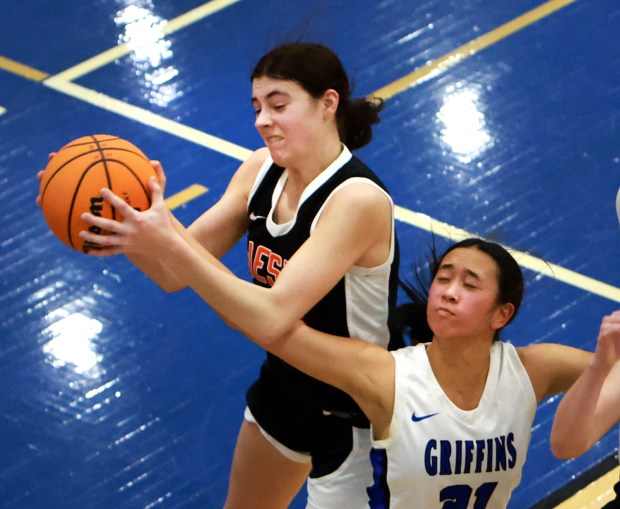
left=442, top=282, right=459, bottom=302
left=255, top=108, right=271, bottom=128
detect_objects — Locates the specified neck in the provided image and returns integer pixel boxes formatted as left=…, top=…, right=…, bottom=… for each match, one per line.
left=427, top=335, right=493, bottom=367
left=287, top=135, right=343, bottom=186
left=426, top=336, right=494, bottom=410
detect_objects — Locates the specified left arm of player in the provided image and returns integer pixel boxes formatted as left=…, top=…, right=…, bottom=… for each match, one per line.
left=517, top=343, right=592, bottom=404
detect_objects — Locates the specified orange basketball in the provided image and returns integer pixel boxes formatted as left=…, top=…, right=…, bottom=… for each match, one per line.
left=40, top=134, right=156, bottom=254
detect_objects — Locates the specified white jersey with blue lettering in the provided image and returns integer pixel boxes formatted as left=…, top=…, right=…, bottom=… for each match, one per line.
left=368, top=341, right=537, bottom=509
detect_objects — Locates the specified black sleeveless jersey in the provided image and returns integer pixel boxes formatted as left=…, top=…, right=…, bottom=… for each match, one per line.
left=246, top=148, right=400, bottom=413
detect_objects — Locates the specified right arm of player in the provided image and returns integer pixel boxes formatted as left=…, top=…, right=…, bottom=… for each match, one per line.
left=550, top=311, right=620, bottom=459
left=124, top=150, right=268, bottom=292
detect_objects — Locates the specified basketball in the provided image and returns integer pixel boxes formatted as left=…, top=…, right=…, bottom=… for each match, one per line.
left=39, top=134, right=156, bottom=254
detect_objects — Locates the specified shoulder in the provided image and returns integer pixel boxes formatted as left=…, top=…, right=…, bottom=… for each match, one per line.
left=326, top=178, right=392, bottom=215
left=517, top=343, right=592, bottom=402
left=391, top=344, right=426, bottom=373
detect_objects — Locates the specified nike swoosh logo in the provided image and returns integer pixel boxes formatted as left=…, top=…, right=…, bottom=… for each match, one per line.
left=411, top=411, right=439, bottom=422
left=249, top=212, right=266, bottom=221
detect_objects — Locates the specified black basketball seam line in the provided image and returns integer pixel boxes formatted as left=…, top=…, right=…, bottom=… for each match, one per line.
left=66, top=159, right=105, bottom=249
left=41, top=149, right=105, bottom=203
left=93, top=137, right=117, bottom=223
left=103, top=158, right=153, bottom=208
left=41, top=146, right=148, bottom=203
left=63, top=135, right=119, bottom=149
left=89, top=135, right=149, bottom=163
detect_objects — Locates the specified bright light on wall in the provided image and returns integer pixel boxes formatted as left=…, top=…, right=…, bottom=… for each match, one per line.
left=437, top=85, right=493, bottom=164
left=42, top=312, right=103, bottom=378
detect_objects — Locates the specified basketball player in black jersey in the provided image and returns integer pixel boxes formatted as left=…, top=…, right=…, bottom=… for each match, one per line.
left=78, top=43, right=400, bottom=509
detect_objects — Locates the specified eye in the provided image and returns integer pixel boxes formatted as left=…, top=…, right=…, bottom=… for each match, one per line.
left=273, top=103, right=286, bottom=111
left=463, top=282, right=478, bottom=289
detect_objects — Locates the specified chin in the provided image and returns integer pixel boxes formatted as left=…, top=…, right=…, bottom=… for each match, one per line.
left=267, top=148, right=288, bottom=167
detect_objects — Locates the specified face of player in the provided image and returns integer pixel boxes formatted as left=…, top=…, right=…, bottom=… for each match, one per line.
left=251, top=77, right=333, bottom=168
left=427, top=247, right=514, bottom=342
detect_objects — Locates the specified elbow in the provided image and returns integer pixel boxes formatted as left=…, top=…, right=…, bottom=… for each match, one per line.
left=550, top=446, right=577, bottom=460
left=549, top=441, right=571, bottom=460
left=246, top=320, right=296, bottom=348
left=253, top=327, right=288, bottom=347
left=157, top=280, right=185, bottom=294
left=550, top=435, right=582, bottom=460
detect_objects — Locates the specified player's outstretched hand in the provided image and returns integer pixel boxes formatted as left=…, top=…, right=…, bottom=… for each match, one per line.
left=79, top=173, right=176, bottom=257
left=593, top=310, right=620, bottom=372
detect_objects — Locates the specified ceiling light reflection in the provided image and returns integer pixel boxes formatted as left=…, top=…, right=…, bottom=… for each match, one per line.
left=437, top=85, right=493, bottom=164
left=115, top=2, right=182, bottom=107
left=42, top=312, right=104, bottom=378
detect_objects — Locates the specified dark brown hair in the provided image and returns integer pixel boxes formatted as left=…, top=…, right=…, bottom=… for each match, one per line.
left=252, top=43, right=384, bottom=150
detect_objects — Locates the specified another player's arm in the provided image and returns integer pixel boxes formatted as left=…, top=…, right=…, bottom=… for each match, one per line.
left=551, top=311, right=620, bottom=458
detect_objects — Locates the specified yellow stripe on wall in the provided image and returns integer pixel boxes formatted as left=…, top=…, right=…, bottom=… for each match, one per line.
left=0, top=55, right=48, bottom=81
left=165, top=184, right=209, bottom=210
left=554, top=466, right=619, bottom=509
left=394, top=206, right=620, bottom=303
left=373, top=0, right=576, bottom=99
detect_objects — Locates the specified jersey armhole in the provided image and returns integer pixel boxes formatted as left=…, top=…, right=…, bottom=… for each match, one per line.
left=247, top=155, right=274, bottom=210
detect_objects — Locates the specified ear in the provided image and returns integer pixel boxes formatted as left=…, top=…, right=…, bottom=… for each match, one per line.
left=320, top=89, right=339, bottom=118
left=491, top=302, right=515, bottom=331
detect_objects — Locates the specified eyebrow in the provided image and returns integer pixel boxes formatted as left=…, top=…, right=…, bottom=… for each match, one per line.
left=251, top=89, right=290, bottom=104
left=438, top=263, right=482, bottom=281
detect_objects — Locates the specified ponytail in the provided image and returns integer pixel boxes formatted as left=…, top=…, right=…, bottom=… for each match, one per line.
left=338, top=97, right=384, bottom=150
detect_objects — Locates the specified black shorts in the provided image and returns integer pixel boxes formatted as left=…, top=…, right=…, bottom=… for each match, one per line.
left=246, top=371, right=369, bottom=478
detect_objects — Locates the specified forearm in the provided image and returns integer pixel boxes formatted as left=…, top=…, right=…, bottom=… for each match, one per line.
left=162, top=232, right=300, bottom=342
left=550, top=361, right=610, bottom=458
left=125, top=252, right=185, bottom=292
left=124, top=212, right=229, bottom=293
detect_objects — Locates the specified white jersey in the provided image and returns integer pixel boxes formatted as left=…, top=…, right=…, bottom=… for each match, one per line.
left=368, top=342, right=536, bottom=509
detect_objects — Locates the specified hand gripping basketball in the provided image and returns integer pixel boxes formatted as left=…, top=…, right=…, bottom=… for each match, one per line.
left=79, top=171, right=176, bottom=257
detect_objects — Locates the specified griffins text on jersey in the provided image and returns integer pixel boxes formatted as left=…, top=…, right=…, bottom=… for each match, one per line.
left=425, top=433, right=517, bottom=476
left=248, top=241, right=288, bottom=286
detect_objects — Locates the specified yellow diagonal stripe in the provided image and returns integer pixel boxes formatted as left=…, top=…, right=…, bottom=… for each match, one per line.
left=44, top=79, right=253, bottom=161
left=0, top=55, right=48, bottom=81
left=373, top=0, right=576, bottom=99
left=394, top=206, right=620, bottom=304
left=48, top=0, right=242, bottom=83
left=554, top=465, right=619, bottom=508
left=165, top=184, right=209, bottom=210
